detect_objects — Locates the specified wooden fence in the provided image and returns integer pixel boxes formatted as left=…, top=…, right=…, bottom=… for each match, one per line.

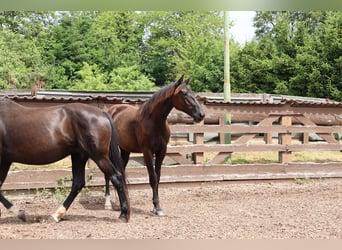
left=6, top=96, right=342, bottom=165
left=167, top=113, right=341, bottom=165
left=1, top=95, right=342, bottom=190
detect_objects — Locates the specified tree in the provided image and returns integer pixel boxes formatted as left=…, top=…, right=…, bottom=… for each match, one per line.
left=109, top=65, right=156, bottom=91
left=244, top=11, right=342, bottom=101
left=0, top=29, right=46, bottom=89
left=0, top=11, right=55, bottom=89
left=90, top=12, right=144, bottom=73
left=141, top=11, right=226, bottom=91
left=46, top=12, right=95, bottom=85
left=1, top=10, right=340, bottom=101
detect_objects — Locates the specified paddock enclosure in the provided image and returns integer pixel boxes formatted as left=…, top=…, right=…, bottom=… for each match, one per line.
left=0, top=90, right=341, bottom=239
left=1, top=179, right=341, bottom=239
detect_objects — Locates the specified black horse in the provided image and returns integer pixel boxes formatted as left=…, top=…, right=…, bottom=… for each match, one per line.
left=0, top=99, right=130, bottom=222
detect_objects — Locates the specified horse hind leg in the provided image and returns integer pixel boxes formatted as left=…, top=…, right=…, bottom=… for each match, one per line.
left=104, top=175, right=112, bottom=210
left=51, top=154, right=87, bottom=222
left=104, top=150, right=130, bottom=210
left=0, top=161, right=26, bottom=221
left=97, top=158, right=130, bottom=222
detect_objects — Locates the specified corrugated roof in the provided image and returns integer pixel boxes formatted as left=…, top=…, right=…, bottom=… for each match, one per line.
left=1, top=90, right=341, bottom=108
left=204, top=98, right=342, bottom=108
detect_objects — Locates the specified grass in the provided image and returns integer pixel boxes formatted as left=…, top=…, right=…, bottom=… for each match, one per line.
left=294, top=177, right=314, bottom=185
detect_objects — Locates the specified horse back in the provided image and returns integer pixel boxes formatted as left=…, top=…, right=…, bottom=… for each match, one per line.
left=0, top=100, right=111, bottom=164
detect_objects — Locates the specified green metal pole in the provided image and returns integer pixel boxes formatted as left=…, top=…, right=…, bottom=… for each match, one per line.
left=224, top=11, right=231, bottom=145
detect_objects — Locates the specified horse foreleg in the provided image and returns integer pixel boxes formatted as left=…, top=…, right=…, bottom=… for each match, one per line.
left=51, top=155, right=86, bottom=222
left=0, top=162, right=26, bottom=221
left=154, top=150, right=166, bottom=216
left=144, top=151, right=165, bottom=216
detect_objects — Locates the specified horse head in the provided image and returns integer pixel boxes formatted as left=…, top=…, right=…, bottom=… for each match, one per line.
left=172, top=76, right=205, bottom=123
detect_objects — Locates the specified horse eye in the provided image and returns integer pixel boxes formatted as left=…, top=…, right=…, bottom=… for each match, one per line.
left=181, top=90, right=188, bottom=96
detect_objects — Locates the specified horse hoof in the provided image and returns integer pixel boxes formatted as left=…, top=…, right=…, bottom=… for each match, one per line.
left=9, top=206, right=26, bottom=222
left=18, top=209, right=26, bottom=222
left=118, top=214, right=129, bottom=223
left=51, top=214, right=61, bottom=222
left=51, top=206, right=66, bottom=222
left=153, top=208, right=165, bottom=217
left=104, top=204, right=112, bottom=210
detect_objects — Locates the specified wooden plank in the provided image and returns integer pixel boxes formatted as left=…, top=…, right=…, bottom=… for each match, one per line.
left=295, top=116, right=339, bottom=143
left=169, top=124, right=287, bottom=133
left=167, top=153, right=193, bottom=165
left=167, top=144, right=286, bottom=153
left=233, top=116, right=280, bottom=144
left=288, top=143, right=341, bottom=151
left=208, top=152, right=231, bottom=164
left=169, top=124, right=342, bottom=134
left=2, top=163, right=342, bottom=191
left=288, top=126, right=342, bottom=133
left=279, top=115, right=292, bottom=163
left=166, top=143, right=341, bottom=154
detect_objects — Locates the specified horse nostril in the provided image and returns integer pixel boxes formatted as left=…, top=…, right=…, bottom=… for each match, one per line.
left=195, top=111, right=205, bottom=122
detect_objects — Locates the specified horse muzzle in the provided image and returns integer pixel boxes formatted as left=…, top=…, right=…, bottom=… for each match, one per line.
left=193, top=111, right=205, bottom=123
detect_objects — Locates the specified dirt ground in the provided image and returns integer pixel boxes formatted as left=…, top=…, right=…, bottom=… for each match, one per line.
left=0, top=178, right=341, bottom=239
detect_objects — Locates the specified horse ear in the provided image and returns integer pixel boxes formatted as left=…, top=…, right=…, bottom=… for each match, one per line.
left=185, top=78, right=191, bottom=85
left=176, top=75, right=185, bottom=86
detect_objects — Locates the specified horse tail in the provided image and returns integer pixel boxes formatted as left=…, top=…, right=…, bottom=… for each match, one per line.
left=103, top=111, right=131, bottom=221
left=103, top=111, right=126, bottom=181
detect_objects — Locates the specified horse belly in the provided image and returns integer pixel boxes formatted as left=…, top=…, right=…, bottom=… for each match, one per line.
left=3, top=132, right=71, bottom=165
left=117, top=128, right=141, bottom=153
left=5, top=145, right=70, bottom=165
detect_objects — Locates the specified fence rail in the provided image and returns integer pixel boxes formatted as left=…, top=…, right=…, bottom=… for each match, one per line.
left=167, top=112, right=341, bottom=165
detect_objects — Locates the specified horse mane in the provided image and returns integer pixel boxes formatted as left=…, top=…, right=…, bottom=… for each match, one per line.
left=140, top=81, right=178, bottom=117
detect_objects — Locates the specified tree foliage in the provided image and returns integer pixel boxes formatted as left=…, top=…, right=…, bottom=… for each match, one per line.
left=233, top=11, right=342, bottom=100
left=0, top=11, right=341, bottom=101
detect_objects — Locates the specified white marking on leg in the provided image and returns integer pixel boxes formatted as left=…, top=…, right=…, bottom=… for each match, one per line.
left=153, top=207, right=165, bottom=216
left=51, top=206, right=67, bottom=222
left=104, top=194, right=112, bottom=210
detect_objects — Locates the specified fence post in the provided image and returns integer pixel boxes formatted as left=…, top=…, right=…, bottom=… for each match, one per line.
left=219, top=116, right=225, bottom=144
left=278, top=115, right=292, bottom=163
left=193, top=120, right=204, bottom=164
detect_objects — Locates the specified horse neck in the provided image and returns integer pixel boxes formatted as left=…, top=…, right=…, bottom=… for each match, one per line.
left=139, top=88, right=175, bottom=125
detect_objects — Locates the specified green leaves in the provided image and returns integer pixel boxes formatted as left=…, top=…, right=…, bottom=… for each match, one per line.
left=109, top=66, right=156, bottom=91
left=0, top=11, right=340, bottom=102
left=233, top=11, right=342, bottom=101
left=0, top=29, right=46, bottom=89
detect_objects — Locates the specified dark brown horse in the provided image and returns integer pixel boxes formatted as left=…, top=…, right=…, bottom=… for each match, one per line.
left=0, top=98, right=130, bottom=222
left=105, top=75, right=205, bottom=216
